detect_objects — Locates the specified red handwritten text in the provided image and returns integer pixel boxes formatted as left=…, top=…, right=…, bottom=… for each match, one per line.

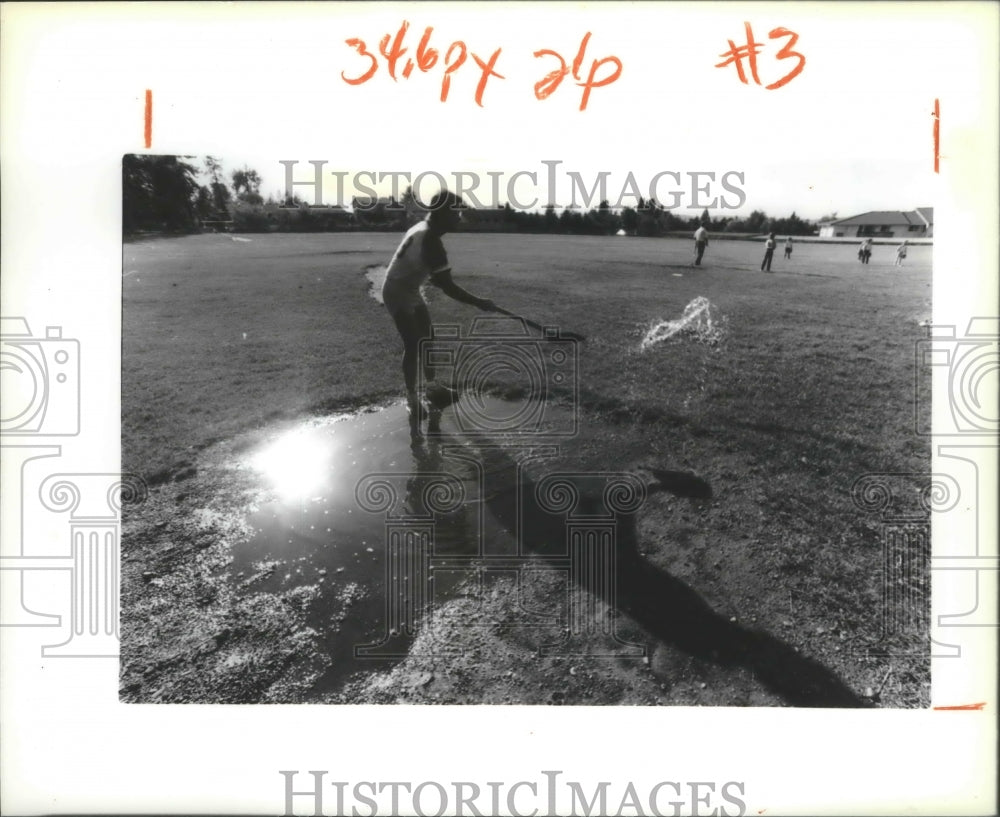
left=144, top=89, right=152, bottom=149
left=342, top=22, right=622, bottom=110
left=716, top=22, right=805, bottom=90
left=533, top=32, right=623, bottom=111
left=342, top=20, right=504, bottom=107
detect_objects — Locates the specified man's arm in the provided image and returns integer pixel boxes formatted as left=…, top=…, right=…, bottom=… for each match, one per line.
left=428, top=268, right=495, bottom=311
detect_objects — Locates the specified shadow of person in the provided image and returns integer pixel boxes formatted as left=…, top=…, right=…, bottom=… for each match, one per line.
left=455, top=440, right=868, bottom=708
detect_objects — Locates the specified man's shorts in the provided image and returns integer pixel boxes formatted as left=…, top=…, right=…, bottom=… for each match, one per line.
left=382, top=280, right=427, bottom=318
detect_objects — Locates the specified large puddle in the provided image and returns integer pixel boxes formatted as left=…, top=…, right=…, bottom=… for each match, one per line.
left=233, top=397, right=568, bottom=694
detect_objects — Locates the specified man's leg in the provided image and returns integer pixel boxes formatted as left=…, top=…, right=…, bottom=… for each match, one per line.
left=392, top=306, right=430, bottom=438
left=410, top=303, right=458, bottom=433
left=412, top=302, right=433, bottom=385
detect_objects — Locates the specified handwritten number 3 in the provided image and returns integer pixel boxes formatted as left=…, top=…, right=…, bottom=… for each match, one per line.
left=342, top=38, right=378, bottom=85
left=766, top=28, right=805, bottom=90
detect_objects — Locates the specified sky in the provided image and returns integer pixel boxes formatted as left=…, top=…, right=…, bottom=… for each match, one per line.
left=201, top=153, right=934, bottom=222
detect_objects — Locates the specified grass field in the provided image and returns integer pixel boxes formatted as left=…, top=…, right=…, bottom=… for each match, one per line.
left=121, top=231, right=933, bottom=706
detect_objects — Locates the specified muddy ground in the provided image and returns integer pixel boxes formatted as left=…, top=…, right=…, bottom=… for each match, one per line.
left=121, top=399, right=922, bottom=708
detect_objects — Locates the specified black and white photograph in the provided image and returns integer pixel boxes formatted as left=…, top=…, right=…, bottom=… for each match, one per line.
left=120, top=154, right=934, bottom=709
left=2, top=2, right=997, bottom=815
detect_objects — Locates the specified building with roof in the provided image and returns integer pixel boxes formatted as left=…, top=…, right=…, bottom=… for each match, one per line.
left=818, top=208, right=933, bottom=239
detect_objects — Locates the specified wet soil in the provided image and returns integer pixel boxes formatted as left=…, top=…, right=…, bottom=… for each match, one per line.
left=121, top=392, right=921, bottom=707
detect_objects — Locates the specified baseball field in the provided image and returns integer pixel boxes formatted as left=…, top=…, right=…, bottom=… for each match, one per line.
left=121, top=230, right=932, bottom=707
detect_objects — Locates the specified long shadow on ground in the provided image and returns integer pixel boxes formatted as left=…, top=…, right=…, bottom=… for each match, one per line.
left=445, top=439, right=868, bottom=708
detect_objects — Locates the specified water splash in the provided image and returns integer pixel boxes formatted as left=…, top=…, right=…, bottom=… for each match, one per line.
left=640, top=296, right=723, bottom=350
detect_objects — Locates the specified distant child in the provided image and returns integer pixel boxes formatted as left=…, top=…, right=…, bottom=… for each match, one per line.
left=693, top=224, right=709, bottom=266
left=859, top=238, right=873, bottom=265
left=761, top=233, right=776, bottom=272
left=894, top=240, right=908, bottom=267
left=382, top=191, right=496, bottom=439
left=784, top=236, right=793, bottom=259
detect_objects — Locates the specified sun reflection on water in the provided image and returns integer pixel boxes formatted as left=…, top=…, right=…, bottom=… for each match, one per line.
left=250, top=425, right=336, bottom=501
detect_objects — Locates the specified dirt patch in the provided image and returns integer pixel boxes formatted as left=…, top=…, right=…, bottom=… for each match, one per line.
left=121, top=400, right=920, bottom=707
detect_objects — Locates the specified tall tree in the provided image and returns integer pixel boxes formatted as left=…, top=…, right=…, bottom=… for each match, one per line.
left=204, top=155, right=223, bottom=184
left=231, top=166, right=263, bottom=204
left=122, top=154, right=201, bottom=233
left=543, top=204, right=558, bottom=232
left=203, top=156, right=231, bottom=216
left=195, top=186, right=214, bottom=221
left=621, top=206, right=638, bottom=235
left=746, top=210, right=769, bottom=232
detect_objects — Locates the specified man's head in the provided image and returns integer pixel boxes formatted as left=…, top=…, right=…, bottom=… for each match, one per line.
left=426, top=190, right=464, bottom=234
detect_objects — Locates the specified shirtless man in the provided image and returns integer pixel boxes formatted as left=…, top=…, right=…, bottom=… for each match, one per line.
left=382, top=191, right=496, bottom=438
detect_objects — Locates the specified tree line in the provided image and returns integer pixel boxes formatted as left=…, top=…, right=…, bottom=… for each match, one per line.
left=122, top=155, right=818, bottom=237
left=123, top=154, right=250, bottom=233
